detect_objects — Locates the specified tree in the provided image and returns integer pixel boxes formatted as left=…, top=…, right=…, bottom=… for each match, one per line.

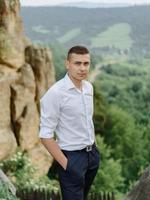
left=104, top=105, right=147, bottom=191
left=93, top=84, right=108, bottom=134
left=91, top=135, right=124, bottom=194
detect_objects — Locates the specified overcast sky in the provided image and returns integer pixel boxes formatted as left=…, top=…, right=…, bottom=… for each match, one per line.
left=20, top=0, right=150, bottom=6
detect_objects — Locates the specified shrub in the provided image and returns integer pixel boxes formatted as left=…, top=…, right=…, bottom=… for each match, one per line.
left=0, top=182, right=19, bottom=200
left=0, top=150, right=59, bottom=192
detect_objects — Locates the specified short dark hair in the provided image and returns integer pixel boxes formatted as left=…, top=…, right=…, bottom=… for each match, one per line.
left=67, top=45, right=90, bottom=60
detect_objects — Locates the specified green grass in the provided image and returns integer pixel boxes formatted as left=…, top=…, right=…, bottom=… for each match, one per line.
left=32, top=25, right=50, bottom=34
left=91, top=23, right=133, bottom=50
left=58, top=28, right=81, bottom=44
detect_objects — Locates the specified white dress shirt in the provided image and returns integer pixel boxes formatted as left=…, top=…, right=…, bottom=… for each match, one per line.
left=39, top=73, right=95, bottom=150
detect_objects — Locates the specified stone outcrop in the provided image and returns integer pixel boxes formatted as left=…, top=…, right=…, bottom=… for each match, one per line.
left=25, top=45, right=55, bottom=101
left=0, top=77, right=17, bottom=160
left=124, top=165, right=150, bottom=200
left=0, top=0, right=26, bottom=69
left=0, top=0, right=55, bottom=175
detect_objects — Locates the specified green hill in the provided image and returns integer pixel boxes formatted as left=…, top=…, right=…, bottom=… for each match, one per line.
left=91, top=23, right=132, bottom=50
left=21, top=5, right=150, bottom=57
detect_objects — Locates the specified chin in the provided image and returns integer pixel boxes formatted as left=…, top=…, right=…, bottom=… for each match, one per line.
left=78, top=74, right=87, bottom=79
left=81, top=78, right=86, bottom=81
left=77, top=76, right=86, bottom=80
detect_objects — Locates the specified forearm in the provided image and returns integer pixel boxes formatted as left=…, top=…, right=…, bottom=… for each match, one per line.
left=40, top=138, right=68, bottom=170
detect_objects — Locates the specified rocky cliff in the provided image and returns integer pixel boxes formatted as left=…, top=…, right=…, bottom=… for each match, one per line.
left=124, top=165, right=150, bottom=200
left=0, top=0, right=55, bottom=175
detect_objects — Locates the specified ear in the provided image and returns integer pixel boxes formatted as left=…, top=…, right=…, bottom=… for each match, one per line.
left=65, top=59, right=69, bottom=70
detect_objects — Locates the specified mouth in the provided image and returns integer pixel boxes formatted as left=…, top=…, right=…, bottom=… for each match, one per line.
left=78, top=74, right=86, bottom=76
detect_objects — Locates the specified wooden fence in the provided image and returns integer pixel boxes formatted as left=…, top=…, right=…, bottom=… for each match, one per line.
left=16, top=189, right=115, bottom=200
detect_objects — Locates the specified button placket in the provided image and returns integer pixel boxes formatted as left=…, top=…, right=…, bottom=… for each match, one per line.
left=82, top=92, right=92, bottom=142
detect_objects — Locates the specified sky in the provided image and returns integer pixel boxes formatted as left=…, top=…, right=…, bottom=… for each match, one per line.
left=20, top=0, right=150, bottom=6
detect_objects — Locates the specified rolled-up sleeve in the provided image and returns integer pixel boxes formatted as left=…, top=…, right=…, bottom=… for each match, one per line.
left=39, top=88, right=60, bottom=139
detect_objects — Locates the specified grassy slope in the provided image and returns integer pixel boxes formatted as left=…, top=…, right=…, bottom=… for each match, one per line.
left=58, top=28, right=81, bottom=43
left=91, top=23, right=133, bottom=50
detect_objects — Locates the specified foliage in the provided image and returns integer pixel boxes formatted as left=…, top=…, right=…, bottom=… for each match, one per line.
left=104, top=105, right=148, bottom=190
left=0, top=151, right=36, bottom=189
left=93, top=59, right=150, bottom=192
left=0, top=150, right=59, bottom=192
left=91, top=135, right=124, bottom=195
left=49, top=44, right=67, bottom=81
left=0, top=182, right=19, bottom=200
left=98, top=60, right=150, bottom=124
left=93, top=83, right=108, bottom=134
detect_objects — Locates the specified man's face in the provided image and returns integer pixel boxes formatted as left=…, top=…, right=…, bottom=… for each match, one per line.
left=65, top=53, right=90, bottom=81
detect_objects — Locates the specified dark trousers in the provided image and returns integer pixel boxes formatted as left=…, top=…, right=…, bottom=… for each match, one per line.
left=57, top=145, right=100, bottom=200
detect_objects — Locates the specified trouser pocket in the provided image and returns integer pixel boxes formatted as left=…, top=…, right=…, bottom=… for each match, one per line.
left=60, top=150, right=87, bottom=178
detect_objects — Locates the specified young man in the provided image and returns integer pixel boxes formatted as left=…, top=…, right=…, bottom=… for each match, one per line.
left=39, top=45, right=100, bottom=200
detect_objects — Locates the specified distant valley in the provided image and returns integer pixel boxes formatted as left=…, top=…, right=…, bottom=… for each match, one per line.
left=21, top=5, right=150, bottom=58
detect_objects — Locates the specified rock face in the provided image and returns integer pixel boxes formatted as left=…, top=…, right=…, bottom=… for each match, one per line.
left=0, top=0, right=25, bottom=69
left=25, top=45, right=55, bottom=100
left=0, top=0, right=55, bottom=176
left=124, top=165, right=150, bottom=200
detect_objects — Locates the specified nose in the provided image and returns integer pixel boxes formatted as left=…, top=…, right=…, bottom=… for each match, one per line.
left=80, top=64, right=86, bottom=71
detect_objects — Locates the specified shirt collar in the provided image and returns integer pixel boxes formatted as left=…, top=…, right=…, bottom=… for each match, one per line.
left=64, top=73, right=84, bottom=92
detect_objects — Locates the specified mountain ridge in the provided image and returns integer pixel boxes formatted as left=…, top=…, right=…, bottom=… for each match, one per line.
left=21, top=5, right=150, bottom=57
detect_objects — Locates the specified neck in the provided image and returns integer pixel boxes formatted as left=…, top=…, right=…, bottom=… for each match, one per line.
left=68, top=73, right=82, bottom=91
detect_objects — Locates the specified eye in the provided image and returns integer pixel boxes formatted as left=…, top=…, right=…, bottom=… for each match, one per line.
left=84, top=62, right=90, bottom=66
left=75, top=62, right=82, bottom=65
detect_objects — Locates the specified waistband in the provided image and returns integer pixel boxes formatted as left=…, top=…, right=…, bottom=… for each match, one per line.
left=62, top=142, right=96, bottom=153
left=80, top=142, right=96, bottom=152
